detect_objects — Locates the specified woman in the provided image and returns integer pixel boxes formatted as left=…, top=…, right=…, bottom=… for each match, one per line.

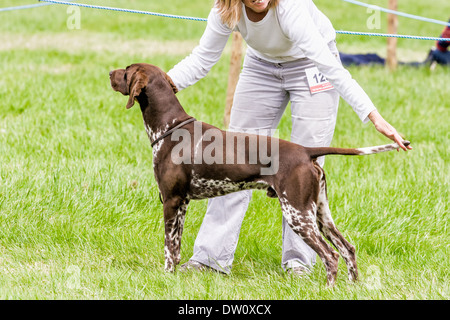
left=167, top=0, right=411, bottom=275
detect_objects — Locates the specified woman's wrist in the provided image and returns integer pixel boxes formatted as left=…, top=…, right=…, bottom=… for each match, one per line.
left=368, top=110, right=382, bottom=125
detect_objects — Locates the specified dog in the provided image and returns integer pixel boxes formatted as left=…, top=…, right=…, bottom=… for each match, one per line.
left=110, top=63, right=410, bottom=286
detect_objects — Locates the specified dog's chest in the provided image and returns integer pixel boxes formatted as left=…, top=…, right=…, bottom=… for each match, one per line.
left=144, top=121, right=173, bottom=162
left=188, top=174, right=269, bottom=200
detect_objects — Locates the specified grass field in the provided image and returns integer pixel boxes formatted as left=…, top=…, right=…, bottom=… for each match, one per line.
left=0, top=0, right=449, bottom=300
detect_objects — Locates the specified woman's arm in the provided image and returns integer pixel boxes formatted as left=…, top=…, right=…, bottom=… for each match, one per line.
left=167, top=8, right=232, bottom=91
left=279, top=0, right=410, bottom=150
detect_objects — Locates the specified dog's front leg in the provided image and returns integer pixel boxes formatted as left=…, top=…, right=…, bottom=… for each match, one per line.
left=163, top=197, right=189, bottom=272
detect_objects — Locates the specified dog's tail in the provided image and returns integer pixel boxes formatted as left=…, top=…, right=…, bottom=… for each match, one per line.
left=305, top=141, right=411, bottom=159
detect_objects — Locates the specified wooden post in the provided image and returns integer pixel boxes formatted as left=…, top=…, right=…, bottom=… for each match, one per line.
left=386, top=0, right=398, bottom=71
left=224, top=32, right=243, bottom=128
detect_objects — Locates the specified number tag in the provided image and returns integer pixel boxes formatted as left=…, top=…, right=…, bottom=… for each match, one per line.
left=305, top=67, right=334, bottom=94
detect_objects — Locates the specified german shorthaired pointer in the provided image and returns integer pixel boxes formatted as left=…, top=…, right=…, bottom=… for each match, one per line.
left=110, top=63, right=409, bottom=286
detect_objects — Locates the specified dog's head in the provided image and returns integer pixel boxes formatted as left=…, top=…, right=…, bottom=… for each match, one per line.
left=109, top=63, right=178, bottom=109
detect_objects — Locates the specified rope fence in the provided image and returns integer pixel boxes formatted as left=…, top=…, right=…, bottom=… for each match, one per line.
left=0, top=0, right=76, bottom=12
left=334, top=30, right=448, bottom=42
left=1, top=0, right=448, bottom=42
left=341, top=0, right=450, bottom=27
left=0, top=2, right=53, bottom=12
left=39, top=0, right=208, bottom=22
left=36, top=0, right=450, bottom=42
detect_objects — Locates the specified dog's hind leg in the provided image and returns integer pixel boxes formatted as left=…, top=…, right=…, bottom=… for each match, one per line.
left=163, top=197, right=189, bottom=272
left=316, top=171, right=358, bottom=282
left=279, top=196, right=340, bottom=287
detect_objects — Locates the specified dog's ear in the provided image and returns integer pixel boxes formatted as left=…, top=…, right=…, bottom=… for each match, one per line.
left=126, top=70, right=149, bottom=109
left=164, top=73, right=178, bottom=94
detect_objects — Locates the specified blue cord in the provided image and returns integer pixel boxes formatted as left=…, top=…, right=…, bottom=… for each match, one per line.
left=336, top=30, right=449, bottom=41
left=38, top=0, right=208, bottom=22
left=0, top=2, right=53, bottom=12
left=32, top=0, right=450, bottom=42
left=340, top=0, right=450, bottom=27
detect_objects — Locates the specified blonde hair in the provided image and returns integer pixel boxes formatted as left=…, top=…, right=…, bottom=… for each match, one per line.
left=215, top=0, right=280, bottom=29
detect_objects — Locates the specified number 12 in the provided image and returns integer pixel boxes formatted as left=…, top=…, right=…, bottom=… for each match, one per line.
left=313, top=73, right=326, bottom=83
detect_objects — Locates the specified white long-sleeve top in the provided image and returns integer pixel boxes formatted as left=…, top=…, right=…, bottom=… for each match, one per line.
left=167, top=0, right=376, bottom=123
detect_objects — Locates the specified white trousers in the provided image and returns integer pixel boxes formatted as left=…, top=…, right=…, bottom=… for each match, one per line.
left=190, top=43, right=341, bottom=273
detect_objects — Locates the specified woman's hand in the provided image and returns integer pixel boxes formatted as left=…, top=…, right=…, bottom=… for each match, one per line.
left=368, top=110, right=412, bottom=151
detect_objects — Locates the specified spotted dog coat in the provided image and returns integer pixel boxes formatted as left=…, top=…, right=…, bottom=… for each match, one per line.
left=110, top=63, right=410, bottom=286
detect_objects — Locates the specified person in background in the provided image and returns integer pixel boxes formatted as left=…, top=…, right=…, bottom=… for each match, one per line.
left=426, top=19, right=450, bottom=66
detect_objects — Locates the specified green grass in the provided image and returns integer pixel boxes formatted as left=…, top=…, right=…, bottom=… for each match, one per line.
left=0, top=0, right=449, bottom=299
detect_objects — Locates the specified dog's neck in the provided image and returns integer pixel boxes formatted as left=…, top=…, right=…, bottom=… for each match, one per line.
left=137, top=85, right=190, bottom=145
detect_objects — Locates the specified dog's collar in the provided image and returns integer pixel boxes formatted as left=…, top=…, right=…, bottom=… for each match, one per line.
left=151, top=117, right=196, bottom=148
